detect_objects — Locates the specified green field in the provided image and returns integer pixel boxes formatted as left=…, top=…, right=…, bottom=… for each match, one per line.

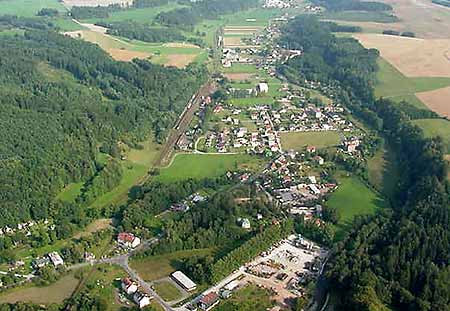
left=280, top=131, right=341, bottom=150
left=412, top=119, right=450, bottom=153
left=222, top=63, right=260, bottom=74
left=130, top=248, right=214, bottom=281
left=0, top=273, right=78, bottom=304
left=156, top=153, right=264, bottom=183
left=153, top=281, right=183, bottom=302
left=327, top=175, right=385, bottom=240
left=216, top=284, right=275, bottom=311
left=56, top=182, right=84, bottom=202
left=321, top=11, right=399, bottom=23
left=375, top=58, right=450, bottom=108
left=0, top=0, right=66, bottom=16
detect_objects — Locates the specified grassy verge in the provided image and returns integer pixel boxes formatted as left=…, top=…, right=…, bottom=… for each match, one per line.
left=153, top=280, right=183, bottom=302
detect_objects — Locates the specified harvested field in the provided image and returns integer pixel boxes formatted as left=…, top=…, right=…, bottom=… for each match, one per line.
left=224, top=36, right=244, bottom=46
left=378, top=0, right=450, bottom=39
left=354, top=34, right=450, bottom=77
left=416, top=86, right=450, bottom=118
left=224, top=73, right=256, bottom=81
left=108, top=48, right=151, bottom=61
left=165, top=54, right=197, bottom=68
left=0, top=274, right=79, bottom=304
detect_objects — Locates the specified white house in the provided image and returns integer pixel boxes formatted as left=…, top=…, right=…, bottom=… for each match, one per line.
left=171, top=271, right=197, bottom=292
left=133, top=292, right=151, bottom=309
left=121, top=278, right=138, bottom=295
left=48, top=252, right=64, bottom=267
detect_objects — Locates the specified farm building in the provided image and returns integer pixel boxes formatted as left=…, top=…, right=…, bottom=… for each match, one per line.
left=48, top=251, right=64, bottom=267
left=122, top=278, right=138, bottom=295
left=117, top=232, right=141, bottom=248
left=171, top=271, right=197, bottom=292
left=199, top=292, right=220, bottom=311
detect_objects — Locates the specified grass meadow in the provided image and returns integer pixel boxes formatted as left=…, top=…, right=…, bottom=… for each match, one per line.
left=412, top=119, right=450, bottom=153
left=327, top=174, right=385, bottom=240
left=280, top=131, right=341, bottom=150
left=156, top=153, right=265, bottom=183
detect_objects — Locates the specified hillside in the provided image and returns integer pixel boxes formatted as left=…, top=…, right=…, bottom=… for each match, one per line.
left=0, top=29, right=205, bottom=227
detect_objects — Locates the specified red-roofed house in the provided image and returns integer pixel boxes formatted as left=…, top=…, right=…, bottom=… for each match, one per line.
left=199, top=292, right=220, bottom=311
left=121, top=278, right=138, bottom=295
left=117, top=233, right=141, bottom=248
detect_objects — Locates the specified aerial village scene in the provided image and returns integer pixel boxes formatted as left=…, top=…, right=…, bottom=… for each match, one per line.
left=0, top=0, right=389, bottom=310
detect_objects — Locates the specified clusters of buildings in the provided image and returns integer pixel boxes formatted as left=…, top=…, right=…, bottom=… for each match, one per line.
left=0, top=219, right=46, bottom=237
left=263, top=0, right=304, bottom=9
left=170, top=193, right=207, bottom=213
left=32, top=251, right=64, bottom=270
left=121, top=278, right=153, bottom=309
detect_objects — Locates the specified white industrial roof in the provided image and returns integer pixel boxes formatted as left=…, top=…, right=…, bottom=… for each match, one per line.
left=171, top=271, right=197, bottom=289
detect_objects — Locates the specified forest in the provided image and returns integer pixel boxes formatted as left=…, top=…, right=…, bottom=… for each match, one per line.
left=311, top=0, right=392, bottom=12
left=0, top=24, right=206, bottom=228
left=70, top=0, right=168, bottom=19
left=279, top=15, right=450, bottom=311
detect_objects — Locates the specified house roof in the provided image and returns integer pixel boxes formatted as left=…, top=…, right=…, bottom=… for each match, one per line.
left=200, top=292, right=219, bottom=306
left=118, top=232, right=135, bottom=242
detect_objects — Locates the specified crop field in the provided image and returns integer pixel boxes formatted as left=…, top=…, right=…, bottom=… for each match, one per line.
left=327, top=175, right=385, bottom=240
left=374, top=58, right=450, bottom=111
left=355, top=34, right=450, bottom=78
left=280, top=132, right=341, bottom=150
left=156, top=154, right=265, bottom=183
left=130, top=249, right=214, bottom=281
left=0, top=274, right=79, bottom=304
left=153, top=280, right=183, bottom=302
left=416, top=87, right=450, bottom=118
left=412, top=119, right=450, bottom=153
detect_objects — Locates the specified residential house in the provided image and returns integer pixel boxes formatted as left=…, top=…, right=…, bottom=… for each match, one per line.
left=199, top=292, right=220, bottom=311
left=122, top=278, right=138, bottom=295
left=117, top=232, right=141, bottom=248
left=133, top=292, right=152, bottom=309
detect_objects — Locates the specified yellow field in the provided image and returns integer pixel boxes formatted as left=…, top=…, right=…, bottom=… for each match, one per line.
left=224, top=73, right=256, bottom=81
left=165, top=54, right=198, bottom=68
left=354, top=34, right=450, bottom=78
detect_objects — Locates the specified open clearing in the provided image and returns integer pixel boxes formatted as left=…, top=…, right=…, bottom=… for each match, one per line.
left=216, top=284, right=274, bottom=311
left=73, top=218, right=112, bottom=239
left=165, top=54, right=198, bottom=68
left=224, top=73, right=256, bottom=81
left=108, top=48, right=151, bottom=61
left=354, top=34, right=450, bottom=78
left=416, top=86, right=450, bottom=118
left=280, top=132, right=341, bottom=150
left=153, top=280, right=183, bottom=302
left=412, top=119, right=450, bottom=153
left=0, top=274, right=78, bottom=304
left=130, top=249, right=213, bottom=281
left=0, top=0, right=66, bottom=16
left=327, top=175, right=385, bottom=240
left=156, top=154, right=264, bottom=183
left=367, top=146, right=399, bottom=199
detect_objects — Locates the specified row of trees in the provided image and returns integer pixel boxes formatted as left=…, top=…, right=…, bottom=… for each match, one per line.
left=70, top=0, right=168, bottom=19
left=312, top=0, right=392, bottom=12
left=279, top=15, right=450, bottom=311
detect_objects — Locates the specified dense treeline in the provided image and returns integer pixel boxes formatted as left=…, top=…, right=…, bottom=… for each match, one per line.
left=96, top=21, right=186, bottom=43
left=210, top=221, right=294, bottom=283
left=279, top=15, right=450, bottom=310
left=0, top=15, right=54, bottom=30
left=156, top=0, right=259, bottom=29
left=322, top=21, right=362, bottom=33
left=0, top=28, right=206, bottom=227
left=312, top=0, right=392, bottom=12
